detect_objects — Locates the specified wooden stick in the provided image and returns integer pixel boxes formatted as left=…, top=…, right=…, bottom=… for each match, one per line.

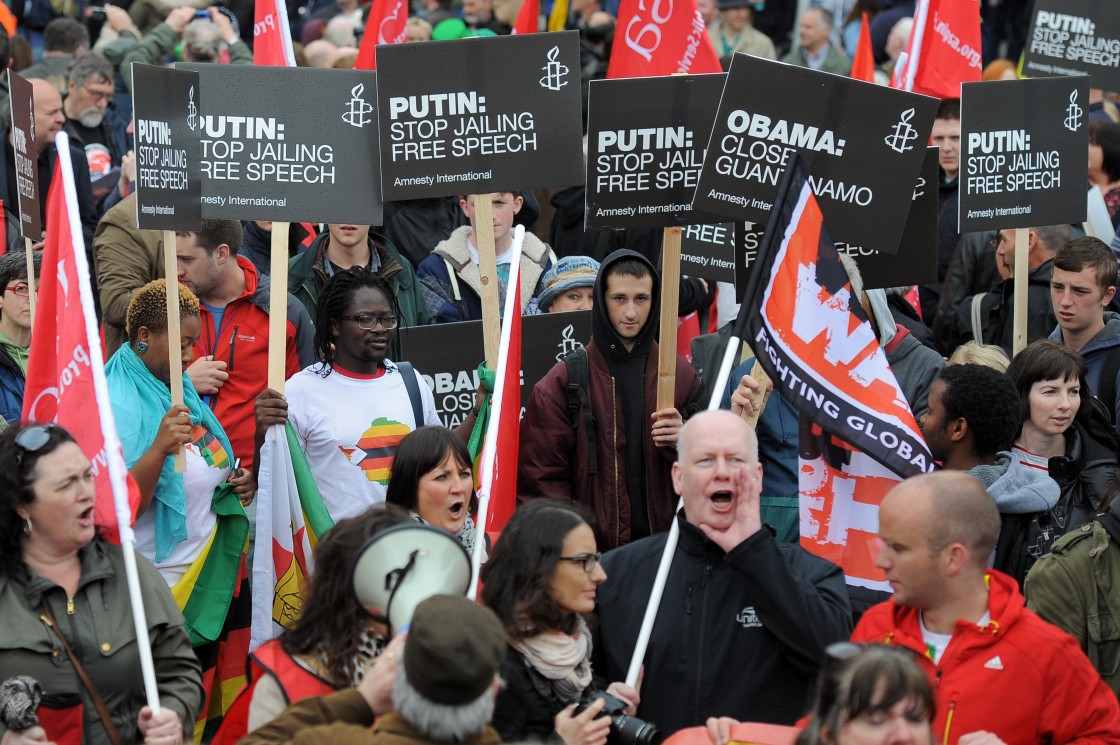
left=1012, top=226, right=1029, bottom=356
left=268, top=222, right=290, bottom=395
left=162, top=230, right=185, bottom=472
left=739, top=360, right=771, bottom=429
left=657, top=226, right=682, bottom=411
left=474, top=195, right=501, bottom=369
left=24, top=237, right=36, bottom=324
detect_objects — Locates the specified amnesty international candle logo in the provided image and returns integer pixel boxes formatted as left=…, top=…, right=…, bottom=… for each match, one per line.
left=555, top=324, right=583, bottom=361
left=539, top=47, right=570, bottom=91
left=884, top=108, right=918, bottom=153
left=376, top=32, right=583, bottom=200
left=1064, top=89, right=1083, bottom=132
left=187, top=86, right=197, bottom=132
left=343, top=83, right=374, bottom=128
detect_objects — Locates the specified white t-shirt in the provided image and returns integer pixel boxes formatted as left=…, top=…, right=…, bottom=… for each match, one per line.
left=286, top=360, right=440, bottom=521
left=920, top=611, right=991, bottom=665
left=134, top=420, right=232, bottom=586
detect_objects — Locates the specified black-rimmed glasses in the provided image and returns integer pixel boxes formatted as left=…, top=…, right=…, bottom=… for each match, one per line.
left=558, top=552, right=602, bottom=573
left=339, top=314, right=398, bottom=330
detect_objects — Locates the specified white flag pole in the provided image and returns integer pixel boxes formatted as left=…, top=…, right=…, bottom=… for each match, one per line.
left=56, top=132, right=161, bottom=711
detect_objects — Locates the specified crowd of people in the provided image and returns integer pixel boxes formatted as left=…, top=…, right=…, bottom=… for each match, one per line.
left=3, top=1, right=1120, bottom=745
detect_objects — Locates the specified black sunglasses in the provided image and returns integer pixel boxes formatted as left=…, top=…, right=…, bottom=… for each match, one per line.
left=14, top=424, right=61, bottom=467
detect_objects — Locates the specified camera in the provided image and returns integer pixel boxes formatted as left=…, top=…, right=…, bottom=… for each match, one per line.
left=87, top=5, right=107, bottom=20
left=573, top=691, right=661, bottom=745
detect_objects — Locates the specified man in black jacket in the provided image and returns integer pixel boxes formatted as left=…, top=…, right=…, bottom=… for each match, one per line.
left=592, top=410, right=852, bottom=732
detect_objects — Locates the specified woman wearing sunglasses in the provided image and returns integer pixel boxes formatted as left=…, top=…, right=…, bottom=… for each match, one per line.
left=0, top=423, right=202, bottom=745
left=481, top=500, right=638, bottom=745
left=104, top=279, right=255, bottom=739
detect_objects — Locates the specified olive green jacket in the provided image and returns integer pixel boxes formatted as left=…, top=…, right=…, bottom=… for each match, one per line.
left=0, top=539, right=203, bottom=744
left=1026, top=518, right=1120, bottom=698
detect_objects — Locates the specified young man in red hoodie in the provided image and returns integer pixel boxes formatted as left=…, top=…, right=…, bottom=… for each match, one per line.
left=852, top=470, right=1120, bottom=745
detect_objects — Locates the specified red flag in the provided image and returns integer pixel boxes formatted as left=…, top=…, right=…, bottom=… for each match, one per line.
left=607, top=0, right=721, bottom=78
left=896, top=0, right=981, bottom=98
left=23, top=136, right=140, bottom=541
left=850, top=12, right=875, bottom=83
left=511, top=0, right=539, bottom=35
left=355, top=0, right=408, bottom=70
left=254, top=0, right=296, bottom=67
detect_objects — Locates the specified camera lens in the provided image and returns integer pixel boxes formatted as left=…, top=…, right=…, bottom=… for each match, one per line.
left=610, top=714, right=661, bottom=745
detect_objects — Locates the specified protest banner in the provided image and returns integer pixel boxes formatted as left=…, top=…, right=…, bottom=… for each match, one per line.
left=377, top=33, right=583, bottom=365
left=397, top=310, right=591, bottom=427
left=960, top=75, right=1090, bottom=353
left=1023, top=0, right=1120, bottom=90
left=585, top=74, right=726, bottom=230
left=8, top=70, right=42, bottom=318
left=178, top=63, right=382, bottom=226
left=681, top=223, right=737, bottom=286
left=132, top=64, right=204, bottom=471
left=376, top=32, right=583, bottom=201
left=694, top=54, right=939, bottom=255
left=606, top=0, right=720, bottom=78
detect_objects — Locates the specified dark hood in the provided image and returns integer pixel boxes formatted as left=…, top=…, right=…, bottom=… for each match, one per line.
left=592, top=249, right=660, bottom=361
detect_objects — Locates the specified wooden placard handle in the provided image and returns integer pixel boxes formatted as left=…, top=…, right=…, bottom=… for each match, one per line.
left=473, top=195, right=501, bottom=370
left=656, top=227, right=682, bottom=411
left=162, top=230, right=185, bottom=473
left=268, top=222, right=290, bottom=394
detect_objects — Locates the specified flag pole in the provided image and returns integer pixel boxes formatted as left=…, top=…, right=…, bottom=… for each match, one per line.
left=469, top=225, right=525, bottom=600
left=56, top=133, right=161, bottom=711
left=903, top=0, right=930, bottom=92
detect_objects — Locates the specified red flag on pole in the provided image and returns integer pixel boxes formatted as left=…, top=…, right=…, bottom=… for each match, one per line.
left=511, top=0, right=540, bottom=35
left=254, top=0, right=297, bottom=67
left=850, top=12, right=875, bottom=83
left=607, top=0, right=721, bottom=78
left=23, top=138, right=141, bottom=542
left=355, top=0, right=409, bottom=70
left=896, top=0, right=981, bottom=98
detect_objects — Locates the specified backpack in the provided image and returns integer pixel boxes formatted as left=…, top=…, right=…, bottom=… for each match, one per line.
left=562, top=347, right=597, bottom=475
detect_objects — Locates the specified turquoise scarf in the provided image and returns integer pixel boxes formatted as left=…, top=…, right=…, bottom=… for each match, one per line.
left=105, top=344, right=234, bottom=562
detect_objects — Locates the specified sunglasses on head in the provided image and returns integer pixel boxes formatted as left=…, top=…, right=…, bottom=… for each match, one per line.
left=14, top=424, right=62, bottom=467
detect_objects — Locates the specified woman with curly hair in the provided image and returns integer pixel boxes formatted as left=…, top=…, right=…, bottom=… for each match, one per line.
left=105, top=279, right=255, bottom=739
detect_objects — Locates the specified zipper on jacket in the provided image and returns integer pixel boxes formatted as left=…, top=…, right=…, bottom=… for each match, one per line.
left=66, top=596, right=75, bottom=615
left=693, top=560, right=713, bottom=720
left=685, top=584, right=693, bottom=616
left=228, top=325, right=239, bottom=372
left=941, top=699, right=956, bottom=745
left=611, top=379, right=619, bottom=549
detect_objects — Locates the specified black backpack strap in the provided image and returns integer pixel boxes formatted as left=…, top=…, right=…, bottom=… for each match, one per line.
left=563, top=347, right=597, bottom=475
left=396, top=361, right=425, bottom=427
left=1096, top=345, right=1120, bottom=426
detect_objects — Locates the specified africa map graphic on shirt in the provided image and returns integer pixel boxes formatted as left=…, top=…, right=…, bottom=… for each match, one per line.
left=189, top=423, right=230, bottom=469
left=339, top=417, right=411, bottom=484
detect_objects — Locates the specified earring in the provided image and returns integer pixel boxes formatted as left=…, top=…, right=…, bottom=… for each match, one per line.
left=23, top=516, right=32, bottom=537
left=134, top=341, right=149, bottom=355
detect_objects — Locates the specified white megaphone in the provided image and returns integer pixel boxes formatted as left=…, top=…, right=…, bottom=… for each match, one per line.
left=351, top=524, right=472, bottom=635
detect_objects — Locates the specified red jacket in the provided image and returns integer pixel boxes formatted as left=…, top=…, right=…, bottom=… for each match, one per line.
left=852, top=570, right=1120, bottom=745
left=192, top=257, right=315, bottom=467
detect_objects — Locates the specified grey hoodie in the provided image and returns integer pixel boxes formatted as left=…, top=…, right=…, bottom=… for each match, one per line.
left=967, top=450, right=1060, bottom=515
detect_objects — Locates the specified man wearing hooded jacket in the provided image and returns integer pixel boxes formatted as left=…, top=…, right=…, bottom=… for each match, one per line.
left=519, top=250, right=702, bottom=551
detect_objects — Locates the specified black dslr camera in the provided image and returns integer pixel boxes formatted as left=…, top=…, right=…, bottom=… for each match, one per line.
left=573, top=691, right=661, bottom=745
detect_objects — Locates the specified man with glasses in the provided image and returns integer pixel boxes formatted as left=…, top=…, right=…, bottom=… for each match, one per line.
left=0, top=250, right=40, bottom=424
left=592, top=410, right=852, bottom=732
left=254, top=268, right=446, bottom=520
left=175, top=218, right=315, bottom=469
left=62, top=52, right=129, bottom=207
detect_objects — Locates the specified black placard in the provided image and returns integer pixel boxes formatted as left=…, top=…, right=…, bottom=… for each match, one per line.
left=585, top=74, right=726, bottom=229
left=397, top=311, right=591, bottom=428
left=7, top=71, right=42, bottom=240
left=377, top=32, right=583, bottom=200
left=959, top=76, right=1090, bottom=233
left=1023, top=0, right=1120, bottom=90
left=680, top=223, right=738, bottom=286
left=178, top=63, right=381, bottom=224
left=836, top=147, right=940, bottom=290
left=693, top=54, right=939, bottom=255
left=131, top=64, right=202, bottom=230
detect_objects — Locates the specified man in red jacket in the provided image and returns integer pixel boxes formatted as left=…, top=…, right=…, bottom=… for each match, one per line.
left=852, top=471, right=1120, bottom=745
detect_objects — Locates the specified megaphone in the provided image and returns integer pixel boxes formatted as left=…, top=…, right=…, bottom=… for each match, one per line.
left=351, top=523, right=472, bottom=635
